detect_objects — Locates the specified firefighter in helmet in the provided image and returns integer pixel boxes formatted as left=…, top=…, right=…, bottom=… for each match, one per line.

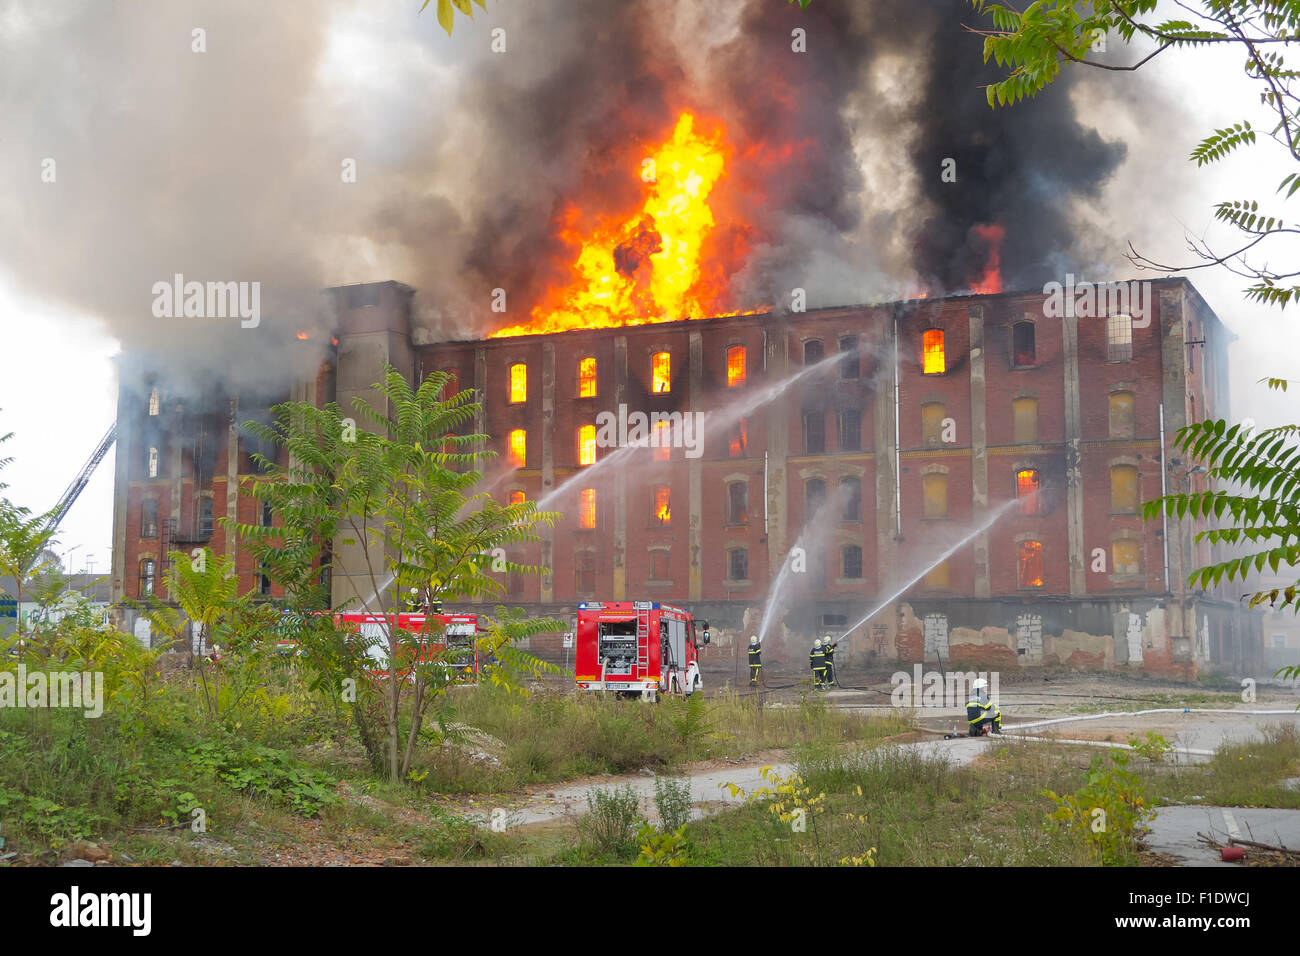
left=748, top=636, right=763, bottom=687
left=822, top=637, right=838, bottom=687
left=809, top=639, right=827, bottom=688
left=966, top=677, right=1002, bottom=735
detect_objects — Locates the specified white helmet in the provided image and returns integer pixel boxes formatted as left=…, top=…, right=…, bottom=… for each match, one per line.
left=972, top=678, right=988, bottom=692
left=813, top=639, right=822, bottom=649
left=750, top=636, right=758, bottom=646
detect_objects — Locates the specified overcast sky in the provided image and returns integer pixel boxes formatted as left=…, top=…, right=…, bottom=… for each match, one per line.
left=1, top=0, right=1297, bottom=575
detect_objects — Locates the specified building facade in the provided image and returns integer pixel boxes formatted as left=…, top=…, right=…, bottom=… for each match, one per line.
left=110, top=277, right=1262, bottom=677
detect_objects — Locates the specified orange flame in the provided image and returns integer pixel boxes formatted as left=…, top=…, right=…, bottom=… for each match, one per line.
left=491, top=112, right=750, bottom=338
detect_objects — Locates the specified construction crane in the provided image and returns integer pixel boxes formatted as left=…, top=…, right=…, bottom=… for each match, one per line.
left=28, top=423, right=116, bottom=558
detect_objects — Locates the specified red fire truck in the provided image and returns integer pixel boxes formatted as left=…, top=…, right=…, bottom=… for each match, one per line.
left=334, top=611, right=481, bottom=680
left=574, top=601, right=706, bottom=700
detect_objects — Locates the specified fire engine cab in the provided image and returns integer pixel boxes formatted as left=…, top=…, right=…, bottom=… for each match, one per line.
left=574, top=601, right=705, bottom=701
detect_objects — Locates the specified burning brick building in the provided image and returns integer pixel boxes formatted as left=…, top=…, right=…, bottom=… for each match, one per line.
left=111, top=276, right=1262, bottom=678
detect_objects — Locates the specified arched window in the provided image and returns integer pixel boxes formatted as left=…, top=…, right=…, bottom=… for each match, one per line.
left=839, top=336, right=859, bottom=379
left=727, top=346, right=746, bottom=387
left=803, top=410, right=825, bottom=454
left=650, top=550, right=670, bottom=581
left=921, top=402, right=946, bottom=446
left=1012, top=397, right=1038, bottom=443
left=141, top=498, right=159, bottom=538
left=1016, top=469, right=1042, bottom=516
left=727, top=482, right=748, bottom=524
left=147, top=446, right=159, bottom=479
left=803, top=340, right=824, bottom=365
left=1018, top=541, right=1044, bottom=587
left=578, top=424, right=596, bottom=466
left=148, top=387, right=160, bottom=416
left=508, top=363, right=527, bottom=403
left=575, top=551, right=596, bottom=594
left=652, top=352, right=671, bottom=393
left=1108, top=391, right=1136, bottom=439
left=198, top=497, right=214, bottom=536
left=653, top=420, right=671, bottom=461
left=922, top=472, right=948, bottom=518
left=839, top=408, right=861, bottom=451
left=1110, top=464, right=1138, bottom=513
left=507, top=429, right=526, bottom=468
left=579, top=488, right=597, bottom=529
left=842, top=545, right=863, bottom=579
left=729, top=419, right=748, bottom=458
left=840, top=477, right=862, bottom=521
left=578, top=357, right=597, bottom=398
left=140, top=559, right=156, bottom=596
left=922, top=329, right=945, bottom=374
left=727, top=548, right=749, bottom=581
left=805, top=477, right=827, bottom=516
left=1012, top=322, right=1035, bottom=367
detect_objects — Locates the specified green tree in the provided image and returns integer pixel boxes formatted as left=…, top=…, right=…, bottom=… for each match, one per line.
left=968, top=1, right=1300, bottom=680
left=0, top=428, right=59, bottom=652
left=229, top=366, right=561, bottom=782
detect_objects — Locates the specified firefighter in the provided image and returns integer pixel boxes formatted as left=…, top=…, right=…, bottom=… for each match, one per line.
left=822, top=637, right=838, bottom=687
left=748, top=636, right=763, bottom=687
left=809, top=639, right=827, bottom=688
left=966, top=677, right=1002, bottom=735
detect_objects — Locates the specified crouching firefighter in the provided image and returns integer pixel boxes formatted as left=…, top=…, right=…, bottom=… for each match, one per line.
left=966, top=677, right=1002, bottom=736
left=748, top=636, right=763, bottom=687
left=809, top=639, right=827, bottom=688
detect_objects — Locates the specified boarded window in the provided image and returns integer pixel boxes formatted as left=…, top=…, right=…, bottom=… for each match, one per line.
left=508, top=490, right=525, bottom=506
left=727, top=548, right=749, bottom=581
left=578, top=357, right=597, bottom=397
left=1108, top=391, right=1136, bottom=439
left=578, top=424, right=596, bottom=466
left=652, top=352, right=671, bottom=393
left=921, top=402, right=945, bottom=446
left=922, top=329, right=945, bottom=374
left=924, top=560, right=949, bottom=590
left=1113, top=539, right=1141, bottom=575
left=508, top=429, right=526, bottom=468
left=804, top=340, right=824, bottom=365
left=728, top=482, right=748, bottom=524
left=805, top=477, right=826, bottom=516
left=922, top=472, right=948, bottom=518
left=839, top=335, right=859, bottom=379
left=842, top=545, right=863, bottom=579
left=653, top=485, right=671, bottom=525
left=575, top=551, right=596, bottom=594
left=727, top=345, right=746, bottom=387
left=1012, top=397, right=1038, bottom=443
left=841, top=477, right=862, bottom=521
left=803, top=411, right=825, bottom=454
left=729, top=418, right=748, bottom=458
left=1012, top=322, right=1035, bottom=366
left=1110, top=464, right=1138, bottom=513
left=142, top=499, right=159, bottom=538
left=1016, top=469, right=1042, bottom=516
left=650, top=550, right=670, bottom=580
left=1018, top=540, right=1044, bottom=587
left=509, top=363, right=527, bottom=403
left=1107, top=314, right=1133, bottom=362
left=839, top=408, right=861, bottom=451
left=579, top=488, right=597, bottom=529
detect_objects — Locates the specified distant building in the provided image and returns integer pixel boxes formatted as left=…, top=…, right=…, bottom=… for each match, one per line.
left=110, top=277, right=1263, bottom=678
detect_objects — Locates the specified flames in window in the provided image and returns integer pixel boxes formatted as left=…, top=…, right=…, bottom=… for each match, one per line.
left=509, top=363, right=527, bottom=403
left=727, top=345, right=746, bottom=387
left=922, top=328, right=945, bottom=374
left=578, top=357, right=597, bottom=397
left=579, top=488, right=597, bottom=529
left=654, top=485, right=671, bottom=525
left=652, top=351, right=671, bottom=393
left=1018, top=540, right=1043, bottom=587
left=1016, top=469, right=1042, bottom=516
left=578, top=424, right=596, bottom=466
left=508, top=490, right=525, bottom=506
left=508, top=429, right=526, bottom=468
left=729, top=418, right=748, bottom=458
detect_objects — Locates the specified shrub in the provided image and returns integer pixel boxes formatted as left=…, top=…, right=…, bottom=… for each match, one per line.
left=580, top=785, right=643, bottom=859
left=654, top=775, right=693, bottom=832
